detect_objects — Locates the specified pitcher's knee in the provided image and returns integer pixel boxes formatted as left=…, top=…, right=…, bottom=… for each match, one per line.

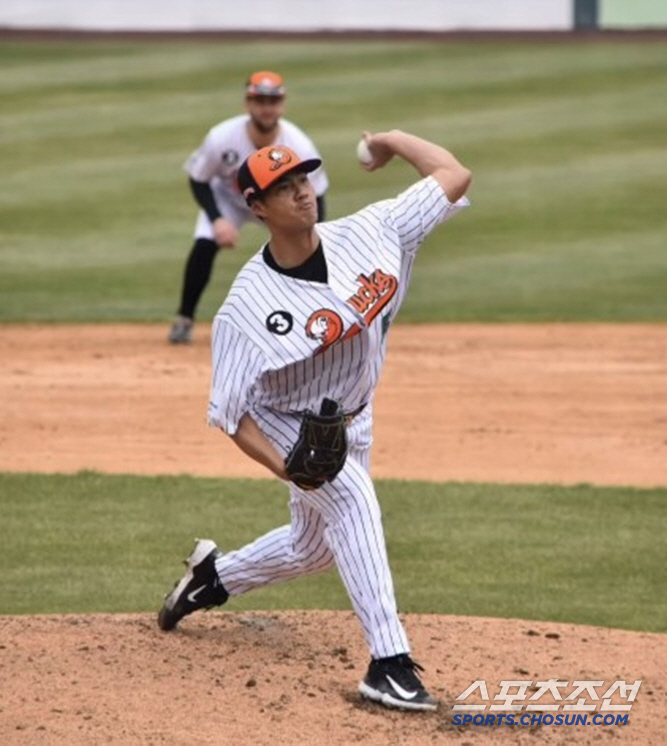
left=291, top=545, right=335, bottom=574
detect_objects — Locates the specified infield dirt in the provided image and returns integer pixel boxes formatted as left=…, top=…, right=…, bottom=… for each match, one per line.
left=1, top=323, right=666, bottom=745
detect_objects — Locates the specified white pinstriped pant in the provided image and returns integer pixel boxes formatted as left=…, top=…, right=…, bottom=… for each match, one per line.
left=214, top=405, right=410, bottom=659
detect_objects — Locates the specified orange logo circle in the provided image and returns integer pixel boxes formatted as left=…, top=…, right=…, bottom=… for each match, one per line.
left=305, top=309, right=344, bottom=352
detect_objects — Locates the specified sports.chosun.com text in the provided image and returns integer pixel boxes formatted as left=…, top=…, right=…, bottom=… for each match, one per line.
left=453, top=713, right=629, bottom=727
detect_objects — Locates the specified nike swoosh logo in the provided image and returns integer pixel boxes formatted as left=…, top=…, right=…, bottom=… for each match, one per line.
left=386, top=674, right=419, bottom=700
left=187, top=584, right=207, bottom=603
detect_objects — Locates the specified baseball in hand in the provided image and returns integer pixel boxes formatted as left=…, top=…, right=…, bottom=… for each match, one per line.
left=356, top=139, right=374, bottom=166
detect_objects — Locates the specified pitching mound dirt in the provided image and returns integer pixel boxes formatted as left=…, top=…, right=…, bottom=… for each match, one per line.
left=1, top=323, right=666, bottom=744
left=3, top=612, right=666, bottom=745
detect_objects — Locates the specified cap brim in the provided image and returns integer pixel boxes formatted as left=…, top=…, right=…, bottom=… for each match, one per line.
left=290, top=158, right=322, bottom=176
left=246, top=89, right=285, bottom=98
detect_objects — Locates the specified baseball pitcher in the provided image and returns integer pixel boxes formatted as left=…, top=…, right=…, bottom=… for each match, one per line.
left=158, top=130, right=472, bottom=711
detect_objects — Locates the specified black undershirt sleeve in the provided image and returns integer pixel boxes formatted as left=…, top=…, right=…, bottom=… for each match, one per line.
left=189, top=178, right=222, bottom=222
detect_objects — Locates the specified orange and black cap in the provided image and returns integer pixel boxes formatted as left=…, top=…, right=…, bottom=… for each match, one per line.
left=237, top=146, right=321, bottom=204
left=246, top=71, right=286, bottom=98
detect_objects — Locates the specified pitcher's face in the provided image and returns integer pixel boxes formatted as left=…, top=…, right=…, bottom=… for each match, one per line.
left=252, top=172, right=317, bottom=230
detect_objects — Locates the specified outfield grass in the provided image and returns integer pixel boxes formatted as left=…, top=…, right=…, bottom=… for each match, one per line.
left=1, top=472, right=664, bottom=633
left=1, top=38, right=666, bottom=322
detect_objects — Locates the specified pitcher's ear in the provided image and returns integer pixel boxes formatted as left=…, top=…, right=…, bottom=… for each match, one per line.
left=249, top=198, right=267, bottom=222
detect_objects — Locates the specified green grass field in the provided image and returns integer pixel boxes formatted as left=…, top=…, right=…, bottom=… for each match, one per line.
left=1, top=37, right=666, bottom=322
left=1, top=38, right=665, bottom=631
left=1, top=472, right=665, bottom=632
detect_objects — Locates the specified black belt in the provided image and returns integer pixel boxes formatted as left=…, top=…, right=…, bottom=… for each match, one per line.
left=344, top=403, right=367, bottom=425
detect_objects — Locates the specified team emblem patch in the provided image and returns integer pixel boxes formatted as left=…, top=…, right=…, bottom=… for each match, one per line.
left=221, top=149, right=239, bottom=166
left=305, top=309, right=343, bottom=353
left=268, top=147, right=293, bottom=170
left=266, top=310, right=293, bottom=335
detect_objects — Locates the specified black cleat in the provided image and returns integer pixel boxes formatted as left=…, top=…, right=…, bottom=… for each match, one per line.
left=358, top=654, right=438, bottom=711
left=157, top=539, right=228, bottom=631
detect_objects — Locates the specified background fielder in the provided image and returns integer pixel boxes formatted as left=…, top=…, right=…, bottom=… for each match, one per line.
left=168, top=70, right=329, bottom=344
left=158, top=130, right=472, bottom=711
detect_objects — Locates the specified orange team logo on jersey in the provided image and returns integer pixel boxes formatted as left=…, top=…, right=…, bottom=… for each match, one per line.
left=305, top=309, right=344, bottom=354
left=342, top=268, right=398, bottom=341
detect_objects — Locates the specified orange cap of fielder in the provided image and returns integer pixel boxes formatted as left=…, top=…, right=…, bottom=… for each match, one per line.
left=246, top=71, right=286, bottom=98
left=237, top=146, right=321, bottom=204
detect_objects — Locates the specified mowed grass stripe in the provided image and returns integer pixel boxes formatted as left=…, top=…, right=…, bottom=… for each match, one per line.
left=0, top=40, right=349, bottom=92
left=405, top=229, right=667, bottom=321
left=0, top=472, right=664, bottom=633
left=1, top=38, right=666, bottom=322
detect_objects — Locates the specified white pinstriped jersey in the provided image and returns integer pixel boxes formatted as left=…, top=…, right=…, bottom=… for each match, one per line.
left=208, top=174, right=470, bottom=660
left=208, top=176, right=469, bottom=445
left=186, top=114, right=328, bottom=224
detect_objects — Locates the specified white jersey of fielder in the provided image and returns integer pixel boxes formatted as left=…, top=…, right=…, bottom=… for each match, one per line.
left=186, top=114, right=329, bottom=238
left=208, top=176, right=468, bottom=451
